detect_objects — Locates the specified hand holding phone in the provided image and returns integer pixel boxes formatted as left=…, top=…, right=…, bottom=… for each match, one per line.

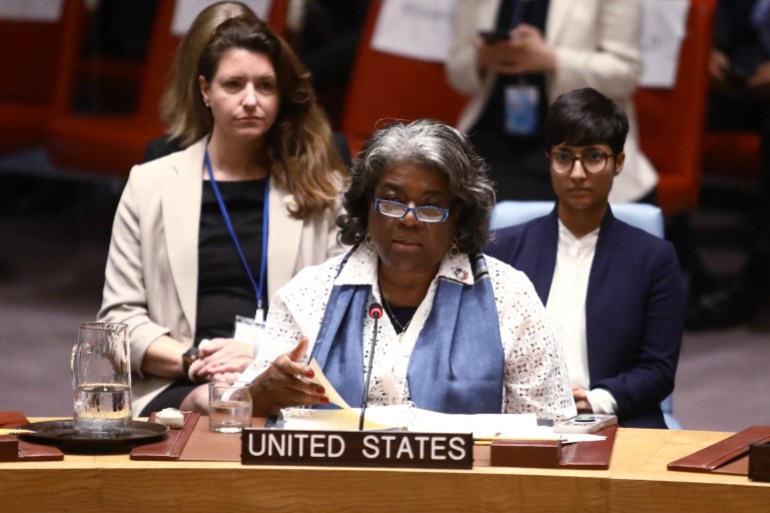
left=553, top=414, right=618, bottom=434
left=478, top=29, right=510, bottom=44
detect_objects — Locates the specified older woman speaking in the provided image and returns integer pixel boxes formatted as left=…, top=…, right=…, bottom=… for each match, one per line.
left=249, top=119, right=576, bottom=420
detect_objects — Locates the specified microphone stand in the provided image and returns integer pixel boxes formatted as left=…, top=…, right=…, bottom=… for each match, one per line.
left=359, top=304, right=382, bottom=431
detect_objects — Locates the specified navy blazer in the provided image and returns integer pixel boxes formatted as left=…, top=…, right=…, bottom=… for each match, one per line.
left=486, top=207, right=685, bottom=428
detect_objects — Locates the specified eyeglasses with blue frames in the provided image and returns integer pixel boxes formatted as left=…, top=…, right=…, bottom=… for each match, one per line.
left=546, top=149, right=616, bottom=174
left=374, top=199, right=451, bottom=223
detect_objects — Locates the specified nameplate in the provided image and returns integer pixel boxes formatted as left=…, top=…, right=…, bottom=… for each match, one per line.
left=241, top=429, right=473, bottom=469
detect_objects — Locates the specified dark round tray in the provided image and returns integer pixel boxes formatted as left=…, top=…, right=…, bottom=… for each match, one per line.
left=18, top=419, right=168, bottom=454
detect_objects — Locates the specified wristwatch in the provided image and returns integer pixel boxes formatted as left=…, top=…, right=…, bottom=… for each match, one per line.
left=181, top=346, right=200, bottom=377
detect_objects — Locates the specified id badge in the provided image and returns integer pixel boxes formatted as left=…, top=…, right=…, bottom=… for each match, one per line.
left=233, top=315, right=267, bottom=358
left=504, top=84, right=540, bottom=136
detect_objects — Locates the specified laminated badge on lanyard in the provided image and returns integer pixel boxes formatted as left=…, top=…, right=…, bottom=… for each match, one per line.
left=205, top=150, right=270, bottom=358
left=504, top=0, right=540, bottom=136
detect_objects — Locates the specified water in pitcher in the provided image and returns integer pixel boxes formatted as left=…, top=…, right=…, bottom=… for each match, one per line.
left=73, top=383, right=132, bottom=435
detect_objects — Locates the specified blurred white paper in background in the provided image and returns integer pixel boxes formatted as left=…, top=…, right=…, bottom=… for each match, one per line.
left=639, top=0, right=690, bottom=88
left=0, top=0, right=63, bottom=21
left=370, top=0, right=458, bottom=62
left=171, top=0, right=272, bottom=36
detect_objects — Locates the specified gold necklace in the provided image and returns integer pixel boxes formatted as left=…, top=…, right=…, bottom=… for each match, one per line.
left=381, top=295, right=412, bottom=340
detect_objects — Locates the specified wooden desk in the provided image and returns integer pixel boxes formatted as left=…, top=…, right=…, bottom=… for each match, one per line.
left=1, top=428, right=768, bottom=513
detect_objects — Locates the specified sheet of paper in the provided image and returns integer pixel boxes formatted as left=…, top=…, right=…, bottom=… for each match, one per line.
left=307, top=358, right=351, bottom=409
left=281, top=407, right=398, bottom=431
left=298, top=361, right=599, bottom=439
left=370, top=0, right=458, bottom=62
left=411, top=410, right=538, bottom=437
left=171, top=0, right=271, bottom=36
left=0, top=0, right=63, bottom=21
left=639, top=0, right=690, bottom=88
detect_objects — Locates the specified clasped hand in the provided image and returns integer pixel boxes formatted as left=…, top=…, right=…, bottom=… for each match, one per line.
left=572, top=384, right=594, bottom=413
left=477, top=24, right=556, bottom=75
left=188, top=337, right=253, bottom=383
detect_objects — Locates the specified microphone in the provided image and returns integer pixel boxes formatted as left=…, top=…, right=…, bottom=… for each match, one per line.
left=359, top=302, right=383, bottom=430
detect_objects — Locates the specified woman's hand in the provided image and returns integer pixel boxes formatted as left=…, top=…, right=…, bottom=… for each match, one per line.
left=747, top=61, right=770, bottom=99
left=709, top=48, right=730, bottom=83
left=189, top=338, right=253, bottom=383
left=250, top=337, right=329, bottom=416
left=572, top=384, right=594, bottom=413
left=477, top=25, right=556, bottom=76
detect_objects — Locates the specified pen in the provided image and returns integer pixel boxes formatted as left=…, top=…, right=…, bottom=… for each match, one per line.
left=474, top=436, right=562, bottom=445
left=0, top=428, right=35, bottom=435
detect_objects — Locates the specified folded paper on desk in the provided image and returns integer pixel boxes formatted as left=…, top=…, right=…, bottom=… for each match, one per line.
left=668, top=425, right=770, bottom=476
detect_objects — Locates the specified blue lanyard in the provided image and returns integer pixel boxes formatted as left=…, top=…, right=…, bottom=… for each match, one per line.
left=511, top=0, right=527, bottom=27
left=204, top=149, right=270, bottom=321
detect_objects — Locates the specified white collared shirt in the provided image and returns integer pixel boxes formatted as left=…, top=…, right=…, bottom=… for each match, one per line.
left=258, top=244, right=576, bottom=419
left=545, top=220, right=617, bottom=415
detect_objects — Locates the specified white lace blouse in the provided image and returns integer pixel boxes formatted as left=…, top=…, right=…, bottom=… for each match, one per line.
left=258, top=244, right=576, bottom=420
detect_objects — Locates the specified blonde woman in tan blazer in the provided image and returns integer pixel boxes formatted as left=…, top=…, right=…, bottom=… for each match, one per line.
left=98, top=16, right=347, bottom=416
left=446, top=0, right=656, bottom=203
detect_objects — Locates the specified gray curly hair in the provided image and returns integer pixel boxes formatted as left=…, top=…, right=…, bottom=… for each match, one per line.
left=337, top=119, right=496, bottom=253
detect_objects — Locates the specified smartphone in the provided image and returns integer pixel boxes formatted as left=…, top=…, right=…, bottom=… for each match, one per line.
left=553, top=414, right=618, bottom=434
left=478, top=29, right=510, bottom=44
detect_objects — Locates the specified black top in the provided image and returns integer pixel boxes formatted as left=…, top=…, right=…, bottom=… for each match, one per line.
left=195, top=179, right=267, bottom=344
left=473, top=0, right=551, bottom=140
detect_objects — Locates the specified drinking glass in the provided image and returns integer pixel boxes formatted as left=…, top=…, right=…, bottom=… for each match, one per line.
left=209, top=382, right=252, bottom=433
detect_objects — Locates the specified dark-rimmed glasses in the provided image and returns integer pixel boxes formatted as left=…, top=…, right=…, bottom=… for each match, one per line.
left=547, top=150, right=615, bottom=174
left=374, top=199, right=451, bottom=223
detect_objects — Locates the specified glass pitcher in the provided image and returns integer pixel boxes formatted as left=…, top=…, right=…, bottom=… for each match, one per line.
left=71, top=322, right=132, bottom=436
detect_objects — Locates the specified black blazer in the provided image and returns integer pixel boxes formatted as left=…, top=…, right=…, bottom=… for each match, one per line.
left=486, top=207, right=685, bottom=428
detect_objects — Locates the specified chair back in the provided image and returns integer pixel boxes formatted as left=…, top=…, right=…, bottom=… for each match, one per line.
left=702, top=132, right=762, bottom=181
left=633, top=0, right=716, bottom=216
left=490, top=201, right=664, bottom=237
left=0, top=0, right=84, bottom=112
left=339, top=0, right=468, bottom=154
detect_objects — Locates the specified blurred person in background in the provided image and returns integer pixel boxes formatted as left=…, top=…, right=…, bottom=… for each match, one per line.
left=445, top=0, right=656, bottom=205
left=687, top=0, right=770, bottom=328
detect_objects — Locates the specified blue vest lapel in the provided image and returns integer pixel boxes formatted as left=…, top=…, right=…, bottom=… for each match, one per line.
left=407, top=255, right=504, bottom=413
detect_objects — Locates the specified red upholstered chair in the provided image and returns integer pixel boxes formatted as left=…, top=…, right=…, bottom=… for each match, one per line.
left=44, top=0, right=289, bottom=176
left=339, top=0, right=468, bottom=155
left=0, top=0, right=84, bottom=154
left=634, top=0, right=716, bottom=216
left=702, top=132, right=762, bottom=182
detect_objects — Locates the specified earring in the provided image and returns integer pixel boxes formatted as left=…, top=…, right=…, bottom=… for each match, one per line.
left=365, top=234, right=374, bottom=247
left=450, top=238, right=459, bottom=257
